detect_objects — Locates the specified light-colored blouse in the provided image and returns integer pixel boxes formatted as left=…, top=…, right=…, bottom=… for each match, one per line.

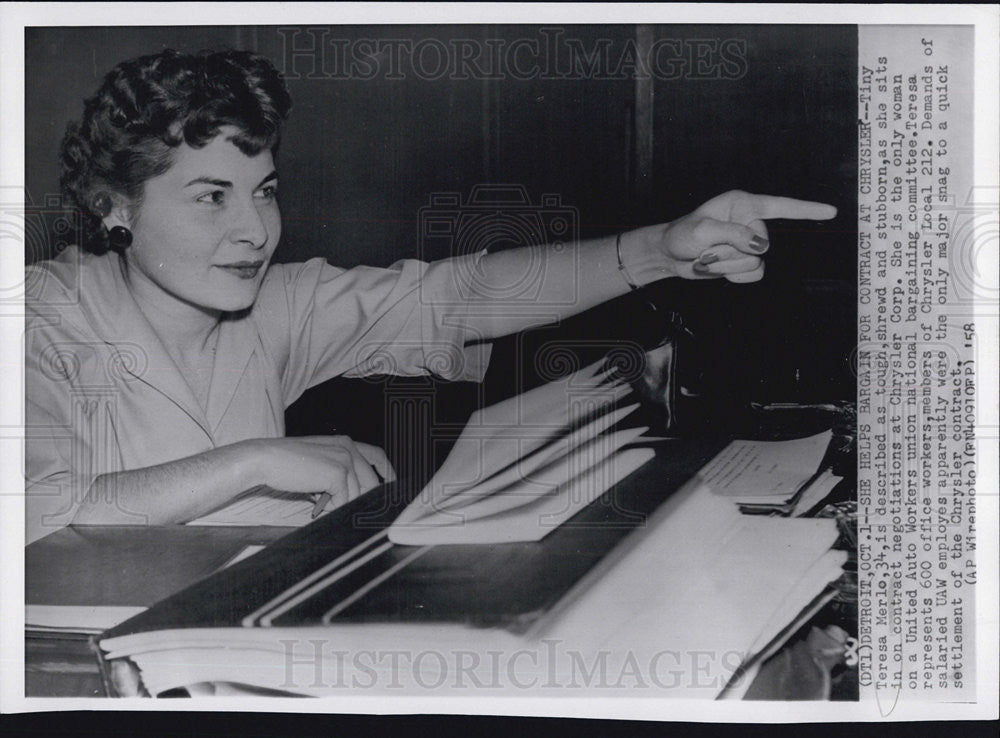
left=24, top=246, right=491, bottom=543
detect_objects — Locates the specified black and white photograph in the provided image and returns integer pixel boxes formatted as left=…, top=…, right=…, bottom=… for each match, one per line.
left=1, top=2, right=996, bottom=724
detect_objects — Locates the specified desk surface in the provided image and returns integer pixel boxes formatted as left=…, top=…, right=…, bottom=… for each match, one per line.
left=100, top=436, right=731, bottom=640
left=25, top=420, right=855, bottom=698
left=25, top=525, right=291, bottom=697
left=27, top=524, right=291, bottom=610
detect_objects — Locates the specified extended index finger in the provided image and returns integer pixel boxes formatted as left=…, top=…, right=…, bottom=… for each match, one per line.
left=745, top=195, right=838, bottom=221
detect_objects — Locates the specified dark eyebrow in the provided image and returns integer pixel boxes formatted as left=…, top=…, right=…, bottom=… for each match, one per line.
left=183, top=171, right=277, bottom=189
left=184, top=177, right=232, bottom=189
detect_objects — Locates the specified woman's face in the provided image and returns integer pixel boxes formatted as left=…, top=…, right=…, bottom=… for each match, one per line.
left=120, top=129, right=281, bottom=314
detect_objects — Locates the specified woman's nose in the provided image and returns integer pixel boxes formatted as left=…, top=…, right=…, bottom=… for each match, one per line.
left=228, top=197, right=269, bottom=249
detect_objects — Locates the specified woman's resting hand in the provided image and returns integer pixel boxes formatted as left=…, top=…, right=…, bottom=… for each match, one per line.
left=247, top=435, right=397, bottom=509
left=624, top=190, right=838, bottom=284
left=71, top=436, right=397, bottom=527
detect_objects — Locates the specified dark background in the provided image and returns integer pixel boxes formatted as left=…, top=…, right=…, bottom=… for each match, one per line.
left=25, top=25, right=857, bottom=479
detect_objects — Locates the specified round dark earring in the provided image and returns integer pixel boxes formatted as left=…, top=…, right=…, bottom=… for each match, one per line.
left=108, top=225, right=133, bottom=250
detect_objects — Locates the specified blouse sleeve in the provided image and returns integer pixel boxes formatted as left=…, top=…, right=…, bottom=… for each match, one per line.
left=252, top=252, right=493, bottom=407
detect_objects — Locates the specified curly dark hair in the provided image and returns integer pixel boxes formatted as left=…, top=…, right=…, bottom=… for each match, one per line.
left=59, top=48, right=292, bottom=254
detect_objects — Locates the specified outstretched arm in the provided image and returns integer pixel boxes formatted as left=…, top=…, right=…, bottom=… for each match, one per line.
left=448, top=191, right=837, bottom=340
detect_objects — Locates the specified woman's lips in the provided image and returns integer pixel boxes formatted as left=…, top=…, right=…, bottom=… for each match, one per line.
left=216, top=261, right=264, bottom=279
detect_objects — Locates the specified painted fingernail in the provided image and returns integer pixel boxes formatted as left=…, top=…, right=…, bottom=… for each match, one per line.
left=697, top=252, right=720, bottom=265
left=749, top=236, right=770, bottom=253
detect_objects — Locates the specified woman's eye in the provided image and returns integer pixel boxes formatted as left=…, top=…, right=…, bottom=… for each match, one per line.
left=197, top=190, right=226, bottom=206
left=256, top=185, right=278, bottom=201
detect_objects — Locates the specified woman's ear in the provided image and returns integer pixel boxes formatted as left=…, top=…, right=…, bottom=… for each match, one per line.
left=101, top=199, right=134, bottom=233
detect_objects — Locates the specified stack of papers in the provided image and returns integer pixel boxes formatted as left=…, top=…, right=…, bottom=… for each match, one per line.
left=100, top=481, right=846, bottom=698
left=388, top=359, right=656, bottom=545
left=791, top=468, right=845, bottom=517
left=698, top=430, right=843, bottom=514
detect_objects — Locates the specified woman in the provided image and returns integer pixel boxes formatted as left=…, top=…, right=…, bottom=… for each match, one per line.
left=25, top=48, right=836, bottom=543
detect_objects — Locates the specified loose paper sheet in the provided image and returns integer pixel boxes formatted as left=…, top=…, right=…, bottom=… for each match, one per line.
left=698, top=430, right=832, bottom=503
